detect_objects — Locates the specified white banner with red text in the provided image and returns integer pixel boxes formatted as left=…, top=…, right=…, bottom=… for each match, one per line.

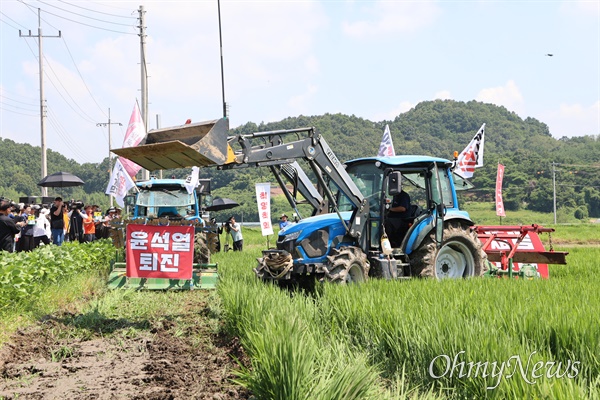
left=255, top=182, right=274, bottom=236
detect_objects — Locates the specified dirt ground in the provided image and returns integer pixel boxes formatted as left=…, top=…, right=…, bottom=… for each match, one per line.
left=0, top=300, right=251, bottom=400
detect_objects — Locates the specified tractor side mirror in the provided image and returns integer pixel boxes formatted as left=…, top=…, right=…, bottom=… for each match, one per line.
left=387, top=171, right=402, bottom=196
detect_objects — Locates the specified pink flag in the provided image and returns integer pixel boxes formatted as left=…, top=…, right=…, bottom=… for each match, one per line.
left=455, top=123, right=485, bottom=179
left=118, top=102, right=147, bottom=178
left=377, top=124, right=395, bottom=157
left=495, top=163, right=506, bottom=217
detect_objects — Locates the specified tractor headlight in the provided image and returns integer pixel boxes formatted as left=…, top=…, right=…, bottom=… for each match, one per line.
left=283, top=230, right=302, bottom=242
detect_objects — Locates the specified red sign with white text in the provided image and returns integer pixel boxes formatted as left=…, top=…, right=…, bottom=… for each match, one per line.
left=495, top=163, right=506, bottom=217
left=126, top=224, right=194, bottom=279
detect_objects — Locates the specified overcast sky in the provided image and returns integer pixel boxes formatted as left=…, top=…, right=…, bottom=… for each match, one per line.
left=1, top=0, right=598, bottom=169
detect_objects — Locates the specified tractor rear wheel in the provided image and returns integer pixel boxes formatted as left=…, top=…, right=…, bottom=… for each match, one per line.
left=410, top=221, right=487, bottom=279
left=325, top=246, right=369, bottom=284
left=194, top=232, right=210, bottom=264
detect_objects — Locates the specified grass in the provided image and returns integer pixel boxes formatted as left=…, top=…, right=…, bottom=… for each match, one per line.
left=462, top=201, right=599, bottom=226
left=1, top=221, right=598, bottom=399
left=215, top=226, right=600, bottom=399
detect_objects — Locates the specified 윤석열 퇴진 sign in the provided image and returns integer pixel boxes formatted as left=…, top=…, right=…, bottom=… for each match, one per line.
left=125, top=224, right=194, bottom=280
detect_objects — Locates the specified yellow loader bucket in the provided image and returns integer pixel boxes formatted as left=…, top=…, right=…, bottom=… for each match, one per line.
left=112, top=117, right=236, bottom=170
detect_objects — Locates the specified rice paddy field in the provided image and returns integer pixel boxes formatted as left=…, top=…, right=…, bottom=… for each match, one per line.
left=0, top=219, right=598, bottom=399
left=216, top=225, right=600, bottom=399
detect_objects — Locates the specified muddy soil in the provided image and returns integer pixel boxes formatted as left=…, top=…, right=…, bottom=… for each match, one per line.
left=0, top=298, right=250, bottom=400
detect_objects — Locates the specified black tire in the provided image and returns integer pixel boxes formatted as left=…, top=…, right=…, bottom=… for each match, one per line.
left=325, top=246, right=369, bottom=284
left=410, top=221, right=487, bottom=279
left=194, top=232, right=210, bottom=264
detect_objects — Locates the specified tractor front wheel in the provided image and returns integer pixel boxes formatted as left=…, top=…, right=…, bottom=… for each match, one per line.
left=410, top=222, right=487, bottom=279
left=324, top=246, right=369, bottom=284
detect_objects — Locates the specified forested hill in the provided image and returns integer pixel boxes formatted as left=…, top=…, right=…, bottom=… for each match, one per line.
left=1, top=100, right=599, bottom=217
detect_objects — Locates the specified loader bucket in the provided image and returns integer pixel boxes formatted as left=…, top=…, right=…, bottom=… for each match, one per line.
left=107, top=262, right=218, bottom=290
left=112, top=117, right=236, bottom=170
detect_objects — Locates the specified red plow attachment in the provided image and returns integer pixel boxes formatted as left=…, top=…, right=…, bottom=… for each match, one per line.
left=474, top=224, right=568, bottom=279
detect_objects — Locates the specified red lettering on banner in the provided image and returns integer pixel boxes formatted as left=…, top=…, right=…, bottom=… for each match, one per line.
left=126, top=224, right=194, bottom=279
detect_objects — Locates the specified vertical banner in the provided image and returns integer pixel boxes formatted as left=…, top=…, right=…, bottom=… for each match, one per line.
left=126, top=224, right=194, bottom=279
left=105, top=158, right=136, bottom=207
left=118, top=102, right=147, bottom=178
left=377, top=124, right=395, bottom=156
left=255, top=183, right=274, bottom=236
left=456, top=123, right=485, bottom=179
left=495, top=163, right=506, bottom=217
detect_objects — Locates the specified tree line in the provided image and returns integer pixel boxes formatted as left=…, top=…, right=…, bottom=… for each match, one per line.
left=1, top=100, right=598, bottom=220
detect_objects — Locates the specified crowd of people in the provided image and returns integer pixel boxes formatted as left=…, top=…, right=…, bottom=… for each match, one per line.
left=0, top=196, right=121, bottom=253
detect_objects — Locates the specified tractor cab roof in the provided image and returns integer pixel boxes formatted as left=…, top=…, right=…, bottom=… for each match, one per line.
left=345, top=155, right=453, bottom=169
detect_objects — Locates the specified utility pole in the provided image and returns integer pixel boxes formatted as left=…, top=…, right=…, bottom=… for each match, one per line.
left=138, top=5, right=150, bottom=181
left=96, top=108, right=122, bottom=206
left=552, top=162, right=558, bottom=224
left=19, top=8, right=61, bottom=197
left=217, top=0, right=227, bottom=118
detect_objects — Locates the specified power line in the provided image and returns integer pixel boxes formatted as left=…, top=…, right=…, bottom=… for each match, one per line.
left=58, top=0, right=137, bottom=19
left=18, top=0, right=136, bottom=35
left=37, top=0, right=135, bottom=26
left=0, top=94, right=39, bottom=107
left=61, top=36, right=107, bottom=118
left=42, top=51, right=98, bottom=124
left=0, top=11, right=28, bottom=29
left=0, top=106, right=38, bottom=117
left=0, top=100, right=39, bottom=113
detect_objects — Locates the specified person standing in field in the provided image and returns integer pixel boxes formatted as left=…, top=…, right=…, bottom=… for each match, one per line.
left=49, top=197, right=66, bottom=246
left=227, top=216, right=243, bottom=251
left=82, top=205, right=96, bottom=243
left=33, top=207, right=51, bottom=248
left=0, top=202, right=24, bottom=252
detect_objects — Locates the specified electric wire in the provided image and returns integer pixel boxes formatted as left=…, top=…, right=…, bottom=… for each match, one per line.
left=57, top=0, right=136, bottom=19
left=0, top=15, right=21, bottom=30
left=36, top=0, right=135, bottom=26
left=38, top=46, right=99, bottom=124
left=61, top=36, right=107, bottom=118
left=18, top=0, right=136, bottom=35
left=47, top=106, right=93, bottom=162
left=0, top=10, right=27, bottom=29
left=0, top=106, right=38, bottom=117
left=0, top=100, right=38, bottom=113
left=0, top=94, right=39, bottom=107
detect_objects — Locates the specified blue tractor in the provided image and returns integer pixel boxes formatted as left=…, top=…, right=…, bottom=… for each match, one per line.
left=114, top=119, right=487, bottom=284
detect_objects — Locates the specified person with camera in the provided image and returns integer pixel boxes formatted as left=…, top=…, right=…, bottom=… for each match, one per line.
left=226, top=216, right=243, bottom=251
left=50, top=197, right=66, bottom=246
left=0, top=202, right=24, bottom=252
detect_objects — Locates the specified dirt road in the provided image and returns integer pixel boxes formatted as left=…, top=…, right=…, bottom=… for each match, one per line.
left=0, top=294, right=250, bottom=400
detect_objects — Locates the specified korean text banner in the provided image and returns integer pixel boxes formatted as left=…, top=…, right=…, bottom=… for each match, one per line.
left=126, top=224, right=194, bottom=279
left=255, top=182, right=274, bottom=236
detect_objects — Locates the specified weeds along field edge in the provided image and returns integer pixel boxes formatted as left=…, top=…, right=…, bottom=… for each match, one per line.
left=216, top=242, right=600, bottom=400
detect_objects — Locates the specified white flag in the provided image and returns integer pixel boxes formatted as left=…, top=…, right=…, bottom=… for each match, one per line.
left=377, top=124, right=395, bottom=157
left=455, top=123, right=485, bottom=179
left=184, top=166, right=200, bottom=194
left=106, top=159, right=136, bottom=207
left=255, top=183, right=274, bottom=236
left=118, top=102, right=147, bottom=178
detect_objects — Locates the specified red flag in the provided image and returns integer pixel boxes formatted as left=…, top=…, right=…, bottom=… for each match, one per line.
left=377, top=124, right=395, bottom=157
left=456, top=123, right=485, bottom=179
left=118, top=102, right=147, bottom=178
left=495, top=163, right=506, bottom=217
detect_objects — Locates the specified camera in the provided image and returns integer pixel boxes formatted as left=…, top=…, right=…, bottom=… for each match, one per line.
left=69, top=200, right=84, bottom=210
left=222, top=220, right=232, bottom=233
